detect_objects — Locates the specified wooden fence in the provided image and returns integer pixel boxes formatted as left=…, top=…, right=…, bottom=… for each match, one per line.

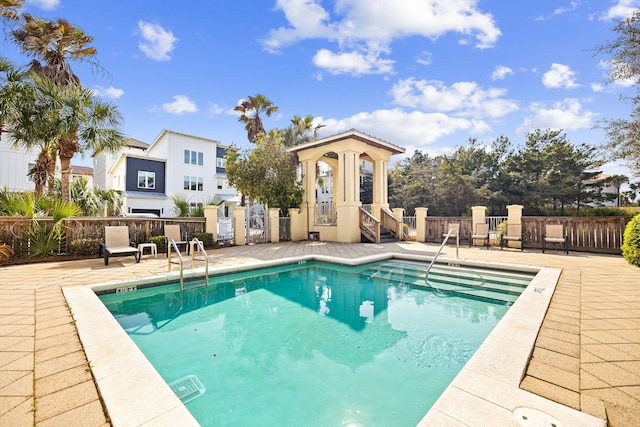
left=424, top=216, right=631, bottom=254
left=0, top=216, right=206, bottom=258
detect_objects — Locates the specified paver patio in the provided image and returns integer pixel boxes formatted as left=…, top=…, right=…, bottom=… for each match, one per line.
left=1, top=240, right=639, bottom=426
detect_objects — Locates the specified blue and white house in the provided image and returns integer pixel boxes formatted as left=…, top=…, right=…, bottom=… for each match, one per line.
left=94, top=129, right=238, bottom=217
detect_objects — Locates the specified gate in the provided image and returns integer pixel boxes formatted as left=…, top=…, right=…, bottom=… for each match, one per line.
left=246, top=204, right=267, bottom=244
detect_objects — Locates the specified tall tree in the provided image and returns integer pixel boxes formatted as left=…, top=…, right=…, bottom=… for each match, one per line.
left=606, top=174, right=629, bottom=207
left=0, top=0, right=23, bottom=23
left=34, top=79, right=125, bottom=203
left=225, top=130, right=302, bottom=214
left=595, top=11, right=640, bottom=174
left=11, top=14, right=97, bottom=87
left=281, top=114, right=325, bottom=147
left=234, top=94, right=278, bottom=143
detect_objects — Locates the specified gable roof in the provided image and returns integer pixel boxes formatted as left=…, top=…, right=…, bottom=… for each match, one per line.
left=287, top=129, right=405, bottom=155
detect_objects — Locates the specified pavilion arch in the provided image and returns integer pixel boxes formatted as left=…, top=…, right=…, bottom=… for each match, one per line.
left=287, top=129, right=405, bottom=243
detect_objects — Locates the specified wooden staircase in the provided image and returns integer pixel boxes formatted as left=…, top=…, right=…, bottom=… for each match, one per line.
left=360, top=207, right=402, bottom=243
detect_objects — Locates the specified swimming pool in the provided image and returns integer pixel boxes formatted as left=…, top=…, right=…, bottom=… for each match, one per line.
left=97, top=259, right=534, bottom=426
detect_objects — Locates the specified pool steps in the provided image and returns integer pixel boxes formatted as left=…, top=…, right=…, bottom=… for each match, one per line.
left=357, top=259, right=533, bottom=303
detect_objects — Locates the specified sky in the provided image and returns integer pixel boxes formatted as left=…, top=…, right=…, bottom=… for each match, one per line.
left=2, top=0, right=640, bottom=183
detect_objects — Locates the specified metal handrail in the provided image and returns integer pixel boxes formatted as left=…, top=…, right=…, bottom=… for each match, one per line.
left=425, top=228, right=459, bottom=277
left=190, top=238, right=209, bottom=286
left=167, top=239, right=184, bottom=289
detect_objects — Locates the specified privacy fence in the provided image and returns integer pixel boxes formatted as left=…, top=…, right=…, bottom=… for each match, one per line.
left=424, top=216, right=631, bottom=254
left=0, top=217, right=206, bottom=258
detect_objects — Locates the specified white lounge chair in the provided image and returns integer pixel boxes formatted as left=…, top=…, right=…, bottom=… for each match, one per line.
left=164, top=224, right=189, bottom=255
left=500, top=224, right=523, bottom=251
left=543, top=224, right=568, bottom=254
left=470, top=223, right=490, bottom=248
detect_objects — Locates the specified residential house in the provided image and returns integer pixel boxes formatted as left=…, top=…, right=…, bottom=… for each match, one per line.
left=95, top=129, right=237, bottom=217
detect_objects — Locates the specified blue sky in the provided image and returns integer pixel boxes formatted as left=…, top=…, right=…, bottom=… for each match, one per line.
left=3, top=0, right=640, bottom=180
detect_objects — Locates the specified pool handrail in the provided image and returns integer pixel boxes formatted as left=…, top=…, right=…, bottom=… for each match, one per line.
left=425, top=227, right=459, bottom=278
left=167, top=239, right=184, bottom=289
left=190, top=238, right=209, bottom=286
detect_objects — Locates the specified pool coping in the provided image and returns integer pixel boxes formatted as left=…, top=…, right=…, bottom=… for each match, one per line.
left=63, top=252, right=605, bottom=427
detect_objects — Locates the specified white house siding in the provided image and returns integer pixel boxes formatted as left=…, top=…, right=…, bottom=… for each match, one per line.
left=0, top=135, right=37, bottom=192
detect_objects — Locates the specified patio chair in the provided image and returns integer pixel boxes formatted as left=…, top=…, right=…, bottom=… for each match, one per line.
left=543, top=224, right=568, bottom=254
left=500, top=224, right=523, bottom=251
left=101, top=226, right=140, bottom=266
left=470, top=223, right=490, bottom=248
left=164, top=224, right=189, bottom=255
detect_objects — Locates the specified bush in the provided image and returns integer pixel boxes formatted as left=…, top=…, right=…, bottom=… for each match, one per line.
left=496, top=220, right=508, bottom=244
left=622, top=214, right=640, bottom=267
left=68, top=238, right=102, bottom=256
left=148, top=235, right=167, bottom=251
left=192, top=232, right=214, bottom=247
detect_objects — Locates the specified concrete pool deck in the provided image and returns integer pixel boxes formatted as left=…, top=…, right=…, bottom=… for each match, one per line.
left=1, top=241, right=639, bottom=426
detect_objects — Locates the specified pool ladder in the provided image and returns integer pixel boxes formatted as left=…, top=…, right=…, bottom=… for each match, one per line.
left=167, top=238, right=209, bottom=291
left=425, top=227, right=459, bottom=278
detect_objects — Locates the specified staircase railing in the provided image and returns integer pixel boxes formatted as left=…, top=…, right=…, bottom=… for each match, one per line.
left=359, top=207, right=380, bottom=243
left=167, top=239, right=184, bottom=289
left=425, top=227, right=459, bottom=278
left=189, top=238, right=209, bottom=287
left=380, top=208, right=402, bottom=239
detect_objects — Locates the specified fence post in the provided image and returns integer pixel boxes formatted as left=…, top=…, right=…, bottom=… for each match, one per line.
left=268, top=208, right=280, bottom=243
left=507, top=205, right=524, bottom=250
left=471, top=206, right=486, bottom=246
left=233, top=206, right=246, bottom=245
left=415, top=207, right=428, bottom=243
left=204, top=205, right=218, bottom=238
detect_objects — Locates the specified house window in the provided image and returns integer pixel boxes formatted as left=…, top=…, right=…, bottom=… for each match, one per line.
left=27, top=163, right=35, bottom=182
left=184, top=176, right=203, bottom=191
left=216, top=157, right=226, bottom=168
left=184, top=150, right=204, bottom=166
left=138, top=171, right=155, bottom=189
left=217, top=183, right=223, bottom=190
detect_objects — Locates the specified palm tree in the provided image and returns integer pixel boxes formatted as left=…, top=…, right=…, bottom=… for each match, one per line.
left=11, top=14, right=97, bottom=87
left=281, top=114, right=325, bottom=147
left=234, top=94, right=278, bottom=143
left=35, top=80, right=125, bottom=203
left=606, top=174, right=629, bottom=207
left=0, top=0, right=23, bottom=23
left=0, top=58, right=58, bottom=195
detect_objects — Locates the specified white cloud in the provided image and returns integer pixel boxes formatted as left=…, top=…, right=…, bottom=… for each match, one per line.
left=206, top=103, right=225, bottom=117
left=319, top=108, right=486, bottom=148
left=591, top=83, right=604, bottom=92
left=516, top=98, right=596, bottom=134
left=92, top=85, right=124, bottom=99
left=491, top=65, right=513, bottom=80
left=25, top=0, right=59, bottom=10
left=600, top=0, right=640, bottom=21
left=390, top=78, right=518, bottom=118
left=542, top=63, right=579, bottom=89
left=416, top=51, right=432, bottom=66
left=138, top=21, right=178, bottom=61
left=312, top=48, right=394, bottom=75
left=161, top=95, right=197, bottom=115
left=263, top=0, right=501, bottom=74
left=553, top=1, right=579, bottom=16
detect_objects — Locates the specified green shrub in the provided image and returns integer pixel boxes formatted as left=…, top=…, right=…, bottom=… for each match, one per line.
left=192, top=232, right=214, bottom=247
left=148, top=235, right=167, bottom=250
left=622, top=214, right=640, bottom=267
left=496, top=220, right=508, bottom=244
left=68, top=238, right=102, bottom=255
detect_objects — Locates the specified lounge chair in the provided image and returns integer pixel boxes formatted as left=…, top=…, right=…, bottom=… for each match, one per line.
left=101, top=226, right=140, bottom=266
left=500, top=224, right=523, bottom=251
left=442, top=223, right=460, bottom=246
left=470, top=223, right=490, bottom=248
left=164, top=224, right=189, bottom=255
left=543, top=224, right=568, bottom=254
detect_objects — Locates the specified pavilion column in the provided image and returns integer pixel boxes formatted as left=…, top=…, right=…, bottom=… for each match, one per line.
left=335, top=149, right=361, bottom=242
left=371, top=159, right=388, bottom=219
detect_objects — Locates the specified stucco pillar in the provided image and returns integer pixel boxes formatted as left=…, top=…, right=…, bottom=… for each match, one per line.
left=471, top=206, right=486, bottom=246
left=507, top=205, right=523, bottom=224
left=371, top=159, right=388, bottom=219
left=507, top=204, right=524, bottom=249
left=204, top=205, right=218, bottom=238
left=415, top=207, right=428, bottom=243
left=233, top=206, right=246, bottom=246
left=268, top=208, right=280, bottom=243
left=335, top=150, right=362, bottom=242
left=288, top=208, right=307, bottom=241
left=392, top=208, right=405, bottom=238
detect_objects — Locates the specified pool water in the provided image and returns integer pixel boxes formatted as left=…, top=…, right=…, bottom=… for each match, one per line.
left=98, top=260, right=533, bottom=426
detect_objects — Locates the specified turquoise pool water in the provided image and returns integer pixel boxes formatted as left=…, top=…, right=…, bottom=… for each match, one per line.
left=98, top=260, right=533, bottom=426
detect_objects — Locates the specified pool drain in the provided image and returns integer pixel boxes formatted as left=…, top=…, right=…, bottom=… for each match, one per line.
left=513, top=407, right=563, bottom=427
left=169, top=375, right=205, bottom=403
